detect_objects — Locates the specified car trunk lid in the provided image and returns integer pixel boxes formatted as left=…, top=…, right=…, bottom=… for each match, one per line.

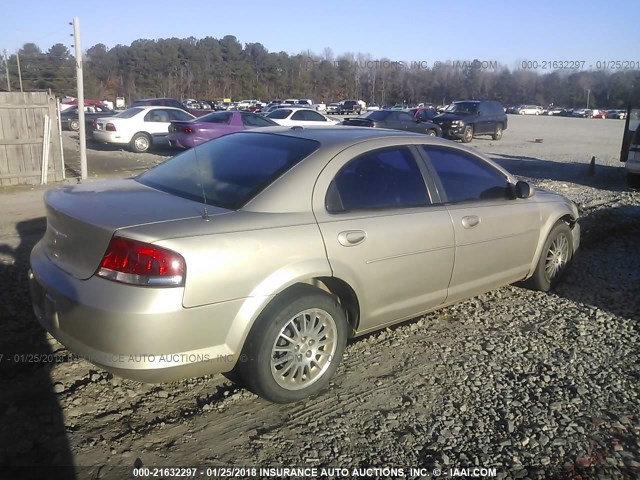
left=43, top=178, right=226, bottom=280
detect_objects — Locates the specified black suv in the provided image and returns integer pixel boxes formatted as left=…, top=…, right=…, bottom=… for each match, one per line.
left=340, top=100, right=362, bottom=115
left=432, top=100, right=507, bottom=143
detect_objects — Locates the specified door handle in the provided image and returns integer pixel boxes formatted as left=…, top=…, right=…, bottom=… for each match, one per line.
left=461, top=215, right=480, bottom=228
left=337, top=230, right=367, bottom=246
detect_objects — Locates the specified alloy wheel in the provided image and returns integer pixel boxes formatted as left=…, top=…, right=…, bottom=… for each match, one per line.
left=270, top=308, right=338, bottom=391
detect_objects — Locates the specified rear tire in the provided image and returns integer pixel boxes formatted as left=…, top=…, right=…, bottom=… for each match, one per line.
left=492, top=124, right=503, bottom=140
left=130, top=133, right=151, bottom=153
left=525, top=222, right=573, bottom=292
left=235, top=284, right=348, bottom=403
left=69, top=119, right=80, bottom=131
left=461, top=125, right=474, bottom=143
left=427, top=129, right=437, bottom=136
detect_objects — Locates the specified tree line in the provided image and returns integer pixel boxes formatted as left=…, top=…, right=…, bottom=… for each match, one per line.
left=2, top=36, right=639, bottom=108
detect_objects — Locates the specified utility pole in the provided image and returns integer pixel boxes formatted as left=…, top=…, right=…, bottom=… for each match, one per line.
left=16, top=51, right=23, bottom=92
left=71, top=17, right=87, bottom=180
left=3, top=49, right=10, bottom=92
left=586, top=89, right=590, bottom=109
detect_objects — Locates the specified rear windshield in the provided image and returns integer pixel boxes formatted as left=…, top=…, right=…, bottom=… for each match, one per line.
left=266, top=109, right=291, bottom=119
left=114, top=108, right=144, bottom=119
left=199, top=112, right=232, bottom=123
left=137, top=132, right=320, bottom=209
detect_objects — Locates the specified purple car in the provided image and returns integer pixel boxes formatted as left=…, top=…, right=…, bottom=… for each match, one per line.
left=167, top=111, right=278, bottom=148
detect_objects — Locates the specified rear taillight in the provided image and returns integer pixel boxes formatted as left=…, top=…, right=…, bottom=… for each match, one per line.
left=182, top=127, right=194, bottom=134
left=105, top=123, right=116, bottom=132
left=97, top=237, right=185, bottom=287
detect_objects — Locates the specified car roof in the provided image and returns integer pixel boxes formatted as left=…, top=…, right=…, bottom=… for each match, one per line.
left=133, top=106, right=188, bottom=112
left=234, top=125, right=449, bottom=150
left=276, top=106, right=318, bottom=111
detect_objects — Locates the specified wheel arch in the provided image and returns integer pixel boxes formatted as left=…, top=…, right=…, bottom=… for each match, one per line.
left=132, top=131, right=153, bottom=141
left=255, top=277, right=360, bottom=337
left=525, top=213, right=577, bottom=279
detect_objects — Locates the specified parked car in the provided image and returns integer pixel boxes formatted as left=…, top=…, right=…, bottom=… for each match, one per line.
left=131, top=98, right=207, bottom=117
left=591, top=109, right=607, bottom=119
left=326, top=103, right=341, bottom=114
left=60, top=104, right=116, bottom=132
left=265, top=107, right=340, bottom=126
left=343, top=110, right=442, bottom=136
left=93, top=106, right=195, bottom=153
left=608, top=109, right=627, bottom=119
left=339, top=100, right=363, bottom=115
left=314, top=103, right=327, bottom=112
left=432, top=100, right=507, bottom=143
left=29, top=127, right=581, bottom=403
left=517, top=105, right=542, bottom=115
left=546, top=107, right=567, bottom=116
left=236, top=100, right=256, bottom=110
left=366, top=104, right=381, bottom=111
left=571, top=109, right=593, bottom=118
left=409, top=107, right=438, bottom=123
left=167, top=111, right=278, bottom=149
left=262, top=104, right=286, bottom=115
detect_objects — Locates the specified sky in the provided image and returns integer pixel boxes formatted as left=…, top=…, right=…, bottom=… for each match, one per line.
left=1, top=0, right=639, bottom=71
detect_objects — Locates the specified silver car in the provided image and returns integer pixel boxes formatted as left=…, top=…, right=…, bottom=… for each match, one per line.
left=30, top=127, right=580, bottom=403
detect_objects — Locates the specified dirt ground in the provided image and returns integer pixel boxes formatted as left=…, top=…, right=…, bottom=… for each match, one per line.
left=1, top=115, right=638, bottom=480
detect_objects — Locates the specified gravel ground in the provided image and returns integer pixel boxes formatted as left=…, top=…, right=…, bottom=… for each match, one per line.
left=0, top=115, right=638, bottom=480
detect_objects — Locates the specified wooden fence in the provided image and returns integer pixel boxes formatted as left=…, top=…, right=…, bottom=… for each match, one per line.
left=0, top=92, right=64, bottom=186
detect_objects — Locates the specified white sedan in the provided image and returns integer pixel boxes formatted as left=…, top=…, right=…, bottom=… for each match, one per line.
left=265, top=106, right=340, bottom=126
left=93, top=106, right=195, bottom=153
left=517, top=105, right=542, bottom=115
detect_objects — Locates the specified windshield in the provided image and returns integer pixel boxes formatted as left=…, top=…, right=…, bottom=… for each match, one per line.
left=136, top=132, right=320, bottom=209
left=444, top=102, right=478, bottom=114
left=114, top=108, right=144, bottom=119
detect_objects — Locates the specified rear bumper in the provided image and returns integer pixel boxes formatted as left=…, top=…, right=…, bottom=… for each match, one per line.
left=167, top=134, right=194, bottom=149
left=93, top=130, right=130, bottom=145
left=29, top=240, right=246, bottom=382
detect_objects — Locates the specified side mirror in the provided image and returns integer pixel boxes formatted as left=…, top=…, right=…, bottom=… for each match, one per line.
left=515, top=180, right=534, bottom=199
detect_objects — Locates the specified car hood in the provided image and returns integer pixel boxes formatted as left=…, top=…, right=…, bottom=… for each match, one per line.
left=42, top=178, right=227, bottom=280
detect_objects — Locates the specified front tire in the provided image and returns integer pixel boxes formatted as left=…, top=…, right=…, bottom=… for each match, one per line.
left=69, top=119, right=80, bottom=131
left=461, top=125, right=474, bottom=143
left=130, top=133, right=151, bottom=153
left=526, top=222, right=573, bottom=292
left=492, top=124, right=503, bottom=140
left=427, top=129, right=437, bottom=136
left=236, top=284, right=348, bottom=403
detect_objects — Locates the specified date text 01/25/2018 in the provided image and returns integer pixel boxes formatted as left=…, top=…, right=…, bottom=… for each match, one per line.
left=520, top=60, right=639, bottom=70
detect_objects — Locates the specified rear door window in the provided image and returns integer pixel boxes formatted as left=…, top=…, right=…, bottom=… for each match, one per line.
left=327, top=147, right=430, bottom=212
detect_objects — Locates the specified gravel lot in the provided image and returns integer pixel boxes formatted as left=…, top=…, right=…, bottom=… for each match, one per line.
left=1, top=115, right=638, bottom=480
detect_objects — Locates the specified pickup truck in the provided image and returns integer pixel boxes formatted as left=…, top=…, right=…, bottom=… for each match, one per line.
left=339, top=100, right=362, bottom=115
